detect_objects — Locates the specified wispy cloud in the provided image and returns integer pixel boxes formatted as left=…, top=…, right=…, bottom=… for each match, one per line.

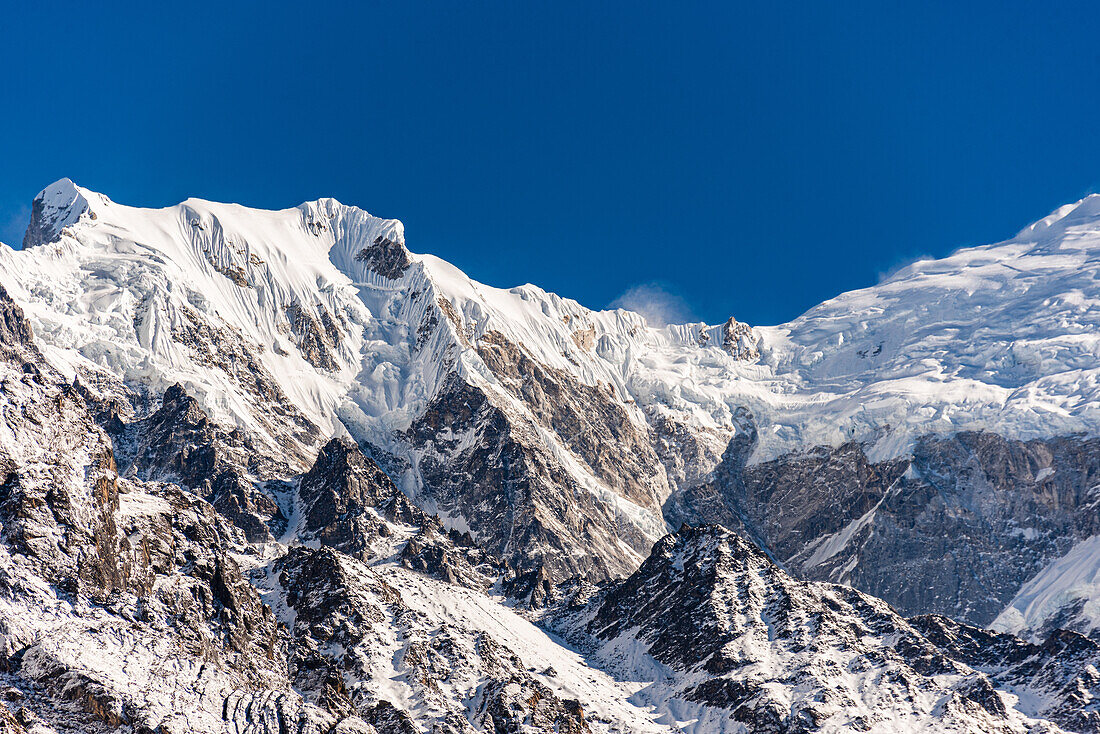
left=876, top=253, right=934, bottom=284
left=0, top=204, right=29, bottom=248
left=609, top=282, right=697, bottom=327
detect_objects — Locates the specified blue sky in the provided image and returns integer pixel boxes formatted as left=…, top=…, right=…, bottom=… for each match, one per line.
left=2, top=2, right=1098, bottom=325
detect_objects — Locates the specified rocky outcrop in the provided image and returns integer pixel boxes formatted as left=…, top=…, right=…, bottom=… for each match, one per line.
left=572, top=525, right=1054, bottom=733
left=355, top=234, right=412, bottom=279
left=286, top=301, right=344, bottom=372
left=0, top=286, right=33, bottom=353
left=299, top=436, right=401, bottom=553
left=300, top=436, right=507, bottom=588
left=720, top=316, right=759, bottom=360
left=120, top=383, right=287, bottom=542
left=669, top=420, right=1100, bottom=626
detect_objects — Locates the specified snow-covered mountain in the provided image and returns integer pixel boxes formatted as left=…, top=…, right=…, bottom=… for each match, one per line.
left=3, top=179, right=1100, bottom=731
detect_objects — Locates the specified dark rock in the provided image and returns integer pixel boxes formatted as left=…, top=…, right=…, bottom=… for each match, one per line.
left=355, top=235, right=411, bottom=280
left=670, top=428, right=1100, bottom=626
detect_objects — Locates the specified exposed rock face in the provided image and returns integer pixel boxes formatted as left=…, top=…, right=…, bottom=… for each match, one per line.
left=475, top=330, right=667, bottom=514
left=646, top=410, right=730, bottom=497
left=299, top=437, right=401, bottom=552
left=557, top=525, right=1066, bottom=733
left=355, top=234, right=412, bottom=279
left=668, top=421, right=1100, bottom=625
left=0, top=286, right=33, bottom=351
left=164, top=302, right=322, bottom=465
left=404, top=374, right=654, bottom=582
left=119, top=383, right=287, bottom=542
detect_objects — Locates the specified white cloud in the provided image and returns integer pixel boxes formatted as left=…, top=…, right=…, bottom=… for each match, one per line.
left=609, top=282, right=696, bottom=327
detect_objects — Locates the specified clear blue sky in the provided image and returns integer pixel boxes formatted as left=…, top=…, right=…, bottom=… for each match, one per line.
left=2, top=2, right=1099, bottom=325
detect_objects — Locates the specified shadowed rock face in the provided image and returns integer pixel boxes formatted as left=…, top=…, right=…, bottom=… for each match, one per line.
left=475, top=330, right=668, bottom=515
left=119, top=383, right=287, bottom=542
left=0, top=286, right=33, bottom=351
left=668, top=416, right=1100, bottom=626
left=403, top=374, right=655, bottom=583
left=355, top=234, right=412, bottom=280
left=580, top=526, right=984, bottom=732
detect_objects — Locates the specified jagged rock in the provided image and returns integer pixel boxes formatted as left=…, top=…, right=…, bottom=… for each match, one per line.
left=912, top=614, right=1100, bottom=732
left=574, top=525, right=1049, bottom=733
left=475, top=330, right=667, bottom=514
left=470, top=676, right=589, bottom=734
left=119, top=383, right=287, bottom=542
left=355, top=235, right=412, bottom=280
left=720, top=316, right=759, bottom=360
left=669, top=424, right=1100, bottom=626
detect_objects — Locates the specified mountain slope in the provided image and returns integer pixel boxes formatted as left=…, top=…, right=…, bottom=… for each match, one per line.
left=0, top=295, right=1087, bottom=731
left=5, top=179, right=1100, bottom=730
left=11, top=181, right=1100, bottom=592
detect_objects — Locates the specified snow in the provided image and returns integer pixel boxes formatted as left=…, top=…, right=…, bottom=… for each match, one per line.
left=9, top=181, right=1100, bottom=485
left=4, top=179, right=1099, bottom=731
left=992, top=534, right=1100, bottom=641
left=374, top=563, right=674, bottom=733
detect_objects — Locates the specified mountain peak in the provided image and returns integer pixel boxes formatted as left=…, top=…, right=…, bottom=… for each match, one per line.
left=23, top=177, right=97, bottom=248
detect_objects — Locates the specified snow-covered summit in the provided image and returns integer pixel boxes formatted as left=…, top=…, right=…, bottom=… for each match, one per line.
left=22, top=177, right=97, bottom=249
left=7, top=180, right=1100, bottom=581
left=735, top=191, right=1100, bottom=461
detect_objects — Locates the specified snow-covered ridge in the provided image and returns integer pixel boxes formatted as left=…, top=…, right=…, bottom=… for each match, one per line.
left=0, top=179, right=752, bottom=577
left=14, top=181, right=1100, bottom=468
left=0, top=180, right=749, bottom=453
left=6, top=180, right=1100, bottom=576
